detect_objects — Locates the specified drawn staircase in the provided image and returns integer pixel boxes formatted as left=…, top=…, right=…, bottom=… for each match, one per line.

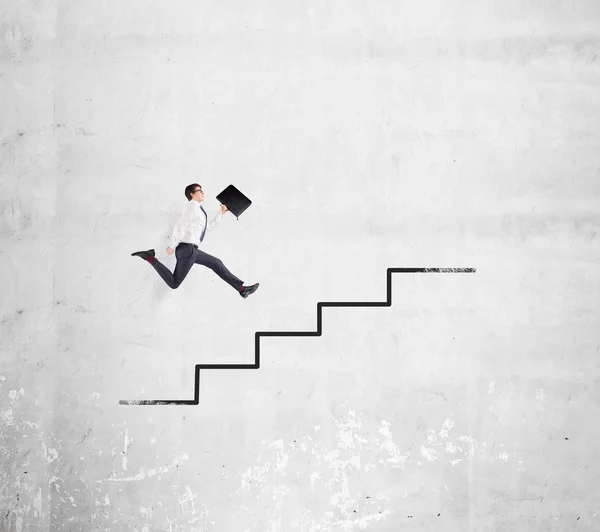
left=119, top=267, right=476, bottom=405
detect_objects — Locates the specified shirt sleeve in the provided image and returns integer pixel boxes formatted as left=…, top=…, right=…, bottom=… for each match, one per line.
left=206, top=211, right=224, bottom=232
left=168, top=203, right=196, bottom=249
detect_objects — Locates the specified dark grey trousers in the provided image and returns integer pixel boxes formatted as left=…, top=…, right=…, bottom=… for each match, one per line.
left=151, top=243, right=243, bottom=290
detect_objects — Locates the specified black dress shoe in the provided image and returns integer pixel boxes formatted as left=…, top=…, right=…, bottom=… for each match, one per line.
left=131, top=249, right=156, bottom=260
left=239, top=283, right=259, bottom=298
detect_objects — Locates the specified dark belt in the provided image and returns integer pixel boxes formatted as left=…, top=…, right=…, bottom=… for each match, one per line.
left=177, top=242, right=198, bottom=248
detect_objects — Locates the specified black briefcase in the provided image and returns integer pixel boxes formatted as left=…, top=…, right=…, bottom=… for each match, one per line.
left=216, top=185, right=252, bottom=219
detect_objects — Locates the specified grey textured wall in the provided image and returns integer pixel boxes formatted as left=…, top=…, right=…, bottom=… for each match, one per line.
left=1, top=0, right=599, bottom=530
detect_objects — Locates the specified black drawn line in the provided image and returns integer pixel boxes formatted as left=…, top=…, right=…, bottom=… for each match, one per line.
left=119, top=267, right=476, bottom=405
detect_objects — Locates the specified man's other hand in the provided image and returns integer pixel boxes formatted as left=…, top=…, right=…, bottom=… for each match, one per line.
left=219, top=204, right=228, bottom=215
left=166, top=247, right=174, bottom=255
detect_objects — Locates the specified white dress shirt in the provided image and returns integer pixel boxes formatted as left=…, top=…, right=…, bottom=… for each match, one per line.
left=168, top=199, right=223, bottom=249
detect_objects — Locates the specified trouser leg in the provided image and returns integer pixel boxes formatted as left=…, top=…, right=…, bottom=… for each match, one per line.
left=151, top=245, right=196, bottom=289
left=194, top=249, right=244, bottom=291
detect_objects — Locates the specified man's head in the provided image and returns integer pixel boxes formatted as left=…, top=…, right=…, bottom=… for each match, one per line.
left=185, top=183, right=205, bottom=202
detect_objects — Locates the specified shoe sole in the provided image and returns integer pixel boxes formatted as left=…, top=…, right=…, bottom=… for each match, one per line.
left=131, top=250, right=155, bottom=258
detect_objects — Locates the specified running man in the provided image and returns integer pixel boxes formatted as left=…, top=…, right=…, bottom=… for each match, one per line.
left=131, top=184, right=259, bottom=298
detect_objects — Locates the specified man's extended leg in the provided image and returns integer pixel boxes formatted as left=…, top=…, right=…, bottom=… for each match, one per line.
left=133, top=245, right=196, bottom=289
left=193, top=249, right=244, bottom=291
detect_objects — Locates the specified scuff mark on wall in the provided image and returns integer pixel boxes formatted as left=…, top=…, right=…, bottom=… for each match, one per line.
left=102, top=453, right=189, bottom=483
left=235, top=406, right=517, bottom=529
left=0, top=407, right=15, bottom=426
left=376, top=420, right=411, bottom=468
left=237, top=408, right=397, bottom=529
left=42, top=443, right=58, bottom=464
left=8, top=388, right=24, bottom=403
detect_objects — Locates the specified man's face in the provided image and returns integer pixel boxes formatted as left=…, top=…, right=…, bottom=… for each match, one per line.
left=192, top=186, right=205, bottom=202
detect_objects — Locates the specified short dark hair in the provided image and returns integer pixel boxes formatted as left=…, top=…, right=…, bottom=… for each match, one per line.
left=185, top=183, right=202, bottom=201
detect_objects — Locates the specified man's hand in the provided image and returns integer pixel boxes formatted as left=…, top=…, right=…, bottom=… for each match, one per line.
left=166, top=247, right=174, bottom=255
left=219, top=204, right=228, bottom=215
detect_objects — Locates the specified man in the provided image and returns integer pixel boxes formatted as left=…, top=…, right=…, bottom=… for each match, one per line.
left=131, top=184, right=259, bottom=298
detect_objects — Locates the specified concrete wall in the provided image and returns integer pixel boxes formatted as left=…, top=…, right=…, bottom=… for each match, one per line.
left=1, top=0, right=599, bottom=530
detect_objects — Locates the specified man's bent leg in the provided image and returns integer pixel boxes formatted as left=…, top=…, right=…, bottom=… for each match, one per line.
left=194, top=249, right=244, bottom=291
left=151, top=245, right=195, bottom=289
